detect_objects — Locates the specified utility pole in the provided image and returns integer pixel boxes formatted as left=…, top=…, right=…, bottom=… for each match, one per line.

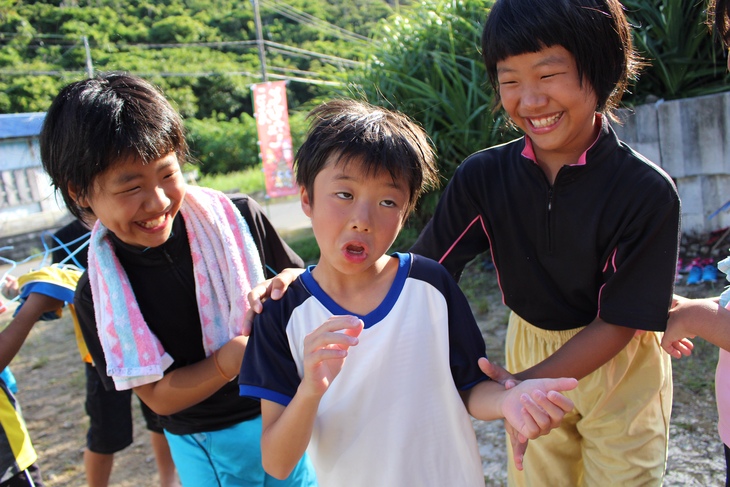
left=252, top=0, right=268, bottom=82
left=83, top=36, right=94, bottom=78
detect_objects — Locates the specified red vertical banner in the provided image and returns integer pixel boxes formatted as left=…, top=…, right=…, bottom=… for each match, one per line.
left=252, top=81, right=298, bottom=198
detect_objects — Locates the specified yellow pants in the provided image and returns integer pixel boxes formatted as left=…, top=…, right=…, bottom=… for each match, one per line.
left=505, top=312, right=672, bottom=487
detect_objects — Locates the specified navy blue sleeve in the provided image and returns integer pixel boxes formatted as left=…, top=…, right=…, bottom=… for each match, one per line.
left=410, top=254, right=489, bottom=390
left=238, top=287, right=305, bottom=406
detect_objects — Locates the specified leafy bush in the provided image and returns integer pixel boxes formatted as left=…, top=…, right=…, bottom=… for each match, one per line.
left=623, top=0, right=730, bottom=104
left=186, top=114, right=260, bottom=174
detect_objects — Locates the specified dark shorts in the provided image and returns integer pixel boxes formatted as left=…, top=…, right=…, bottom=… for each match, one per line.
left=84, top=363, right=163, bottom=454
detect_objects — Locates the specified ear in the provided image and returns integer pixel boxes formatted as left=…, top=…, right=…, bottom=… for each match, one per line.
left=67, top=184, right=91, bottom=210
left=300, top=185, right=312, bottom=218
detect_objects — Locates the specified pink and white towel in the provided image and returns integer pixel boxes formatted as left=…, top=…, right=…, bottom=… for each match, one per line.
left=88, top=186, right=265, bottom=390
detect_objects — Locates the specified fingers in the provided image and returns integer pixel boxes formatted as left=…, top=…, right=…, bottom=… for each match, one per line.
left=270, top=268, right=304, bottom=301
left=478, top=357, right=516, bottom=385
left=678, top=338, right=694, bottom=353
left=516, top=394, right=558, bottom=439
left=247, top=279, right=272, bottom=315
left=242, top=308, right=257, bottom=336
left=504, top=421, right=528, bottom=471
left=509, top=378, right=577, bottom=440
left=1, top=275, right=19, bottom=300
left=301, top=316, right=364, bottom=397
left=304, top=316, right=363, bottom=357
left=662, top=338, right=693, bottom=359
left=245, top=269, right=306, bottom=334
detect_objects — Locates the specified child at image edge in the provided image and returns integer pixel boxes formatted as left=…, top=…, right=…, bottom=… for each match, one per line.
left=661, top=2, right=730, bottom=485
left=238, top=99, right=579, bottom=487
left=39, top=73, right=317, bottom=487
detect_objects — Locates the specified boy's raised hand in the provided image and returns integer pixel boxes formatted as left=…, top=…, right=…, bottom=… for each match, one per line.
left=300, top=315, right=363, bottom=398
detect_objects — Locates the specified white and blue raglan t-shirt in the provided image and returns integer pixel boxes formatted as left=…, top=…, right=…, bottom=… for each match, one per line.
left=240, top=252, right=489, bottom=487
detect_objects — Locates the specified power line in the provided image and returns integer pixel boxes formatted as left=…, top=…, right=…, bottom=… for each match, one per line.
left=259, top=0, right=372, bottom=44
left=0, top=68, right=343, bottom=87
left=265, top=41, right=364, bottom=67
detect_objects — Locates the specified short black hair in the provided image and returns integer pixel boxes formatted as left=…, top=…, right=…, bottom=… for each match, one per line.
left=40, top=72, right=188, bottom=220
left=481, top=0, right=641, bottom=118
left=294, top=99, right=439, bottom=217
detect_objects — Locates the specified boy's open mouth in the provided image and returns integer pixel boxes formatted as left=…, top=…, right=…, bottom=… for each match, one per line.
left=346, top=243, right=365, bottom=255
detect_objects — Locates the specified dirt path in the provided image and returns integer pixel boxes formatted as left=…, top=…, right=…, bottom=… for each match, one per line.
left=2, top=272, right=726, bottom=486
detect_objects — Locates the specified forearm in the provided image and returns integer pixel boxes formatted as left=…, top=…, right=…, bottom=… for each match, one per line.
left=0, top=294, right=63, bottom=370
left=0, top=308, right=39, bottom=370
left=514, top=318, right=636, bottom=381
left=261, top=391, right=320, bottom=479
left=134, top=337, right=244, bottom=415
left=672, top=297, right=730, bottom=351
left=461, top=380, right=507, bottom=421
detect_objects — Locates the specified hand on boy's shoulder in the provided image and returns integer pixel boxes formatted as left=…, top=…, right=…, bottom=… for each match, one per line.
left=243, top=268, right=306, bottom=335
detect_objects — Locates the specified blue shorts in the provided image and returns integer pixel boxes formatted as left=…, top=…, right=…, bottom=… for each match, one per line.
left=164, top=415, right=317, bottom=487
left=85, top=363, right=163, bottom=454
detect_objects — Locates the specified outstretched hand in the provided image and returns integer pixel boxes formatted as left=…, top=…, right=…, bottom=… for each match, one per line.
left=478, top=358, right=577, bottom=471
left=478, top=358, right=527, bottom=466
left=243, top=268, right=305, bottom=335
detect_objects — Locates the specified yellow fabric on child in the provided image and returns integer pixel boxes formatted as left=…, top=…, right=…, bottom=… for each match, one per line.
left=505, top=312, right=672, bottom=487
left=17, top=266, right=90, bottom=364
left=0, top=380, right=36, bottom=482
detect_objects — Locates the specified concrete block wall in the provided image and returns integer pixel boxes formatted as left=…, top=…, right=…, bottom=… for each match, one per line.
left=614, top=91, right=730, bottom=236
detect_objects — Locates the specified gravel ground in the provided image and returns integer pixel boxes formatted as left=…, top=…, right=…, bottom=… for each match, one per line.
left=0, top=267, right=725, bottom=486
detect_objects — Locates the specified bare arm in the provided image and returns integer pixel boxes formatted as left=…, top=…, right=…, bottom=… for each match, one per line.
left=0, top=293, right=64, bottom=370
left=514, top=317, right=636, bottom=381
left=260, top=393, right=320, bottom=479
left=134, top=336, right=246, bottom=416
left=664, top=295, right=730, bottom=355
left=259, top=315, right=362, bottom=479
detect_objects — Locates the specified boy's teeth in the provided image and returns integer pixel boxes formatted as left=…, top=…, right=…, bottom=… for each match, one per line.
left=531, top=113, right=561, bottom=128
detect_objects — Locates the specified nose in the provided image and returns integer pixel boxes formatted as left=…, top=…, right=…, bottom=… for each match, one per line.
left=145, top=186, right=171, bottom=212
left=350, top=202, right=371, bottom=232
left=520, top=84, right=548, bottom=110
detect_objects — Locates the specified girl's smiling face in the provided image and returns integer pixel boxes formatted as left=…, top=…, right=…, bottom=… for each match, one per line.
left=497, top=45, right=600, bottom=167
left=73, top=152, right=186, bottom=249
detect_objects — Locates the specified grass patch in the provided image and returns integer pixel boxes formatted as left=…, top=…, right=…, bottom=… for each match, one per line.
left=459, top=254, right=495, bottom=316
left=281, top=228, right=319, bottom=265
left=671, top=336, right=719, bottom=392
left=196, top=167, right=266, bottom=196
